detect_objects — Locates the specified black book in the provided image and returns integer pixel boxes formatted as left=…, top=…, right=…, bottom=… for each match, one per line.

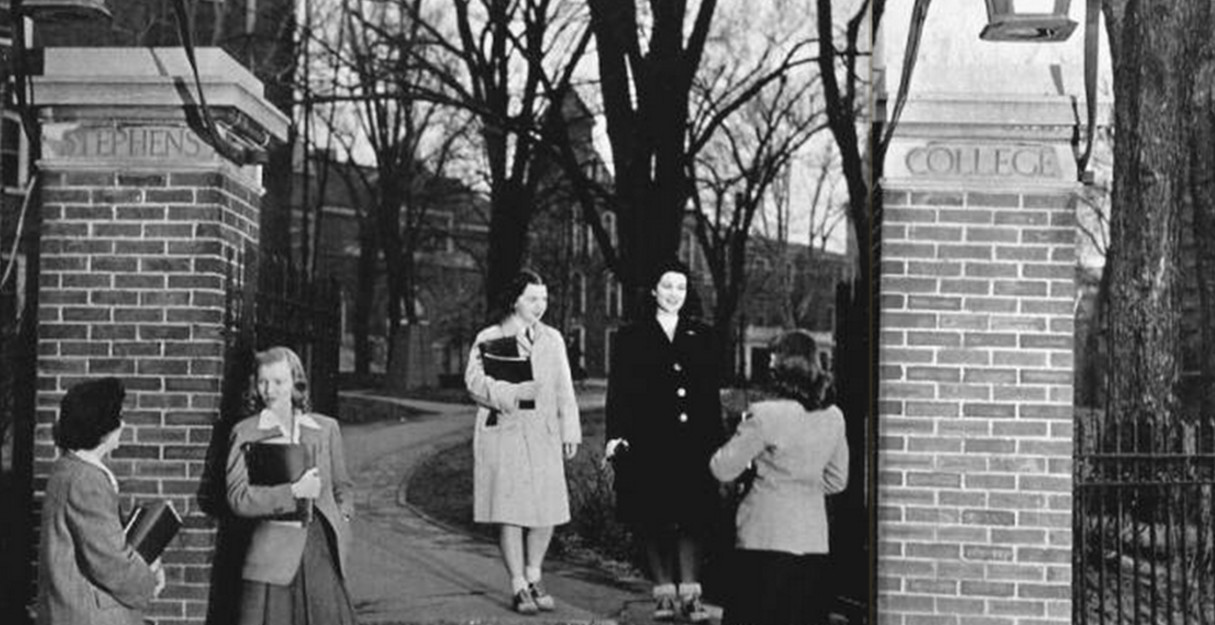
left=124, top=500, right=182, bottom=563
left=243, top=441, right=314, bottom=523
left=478, top=335, right=533, bottom=383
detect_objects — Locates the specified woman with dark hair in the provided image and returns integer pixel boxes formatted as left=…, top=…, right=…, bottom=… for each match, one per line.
left=465, top=269, right=582, bottom=614
left=37, top=377, right=166, bottom=625
left=226, top=346, right=357, bottom=625
left=604, top=259, right=725, bottom=622
left=710, top=330, right=848, bottom=625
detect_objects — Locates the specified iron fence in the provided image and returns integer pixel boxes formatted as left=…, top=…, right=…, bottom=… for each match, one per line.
left=1075, top=409, right=1215, bottom=624
left=223, top=246, right=342, bottom=416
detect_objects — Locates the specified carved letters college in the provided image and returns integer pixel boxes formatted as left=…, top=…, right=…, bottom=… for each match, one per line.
left=905, top=143, right=1061, bottom=179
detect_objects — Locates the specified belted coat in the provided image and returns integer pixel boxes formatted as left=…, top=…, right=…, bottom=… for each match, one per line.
left=465, top=322, right=582, bottom=527
left=605, top=315, right=726, bottom=530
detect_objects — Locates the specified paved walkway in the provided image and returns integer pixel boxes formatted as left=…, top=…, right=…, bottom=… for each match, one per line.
left=339, top=387, right=680, bottom=625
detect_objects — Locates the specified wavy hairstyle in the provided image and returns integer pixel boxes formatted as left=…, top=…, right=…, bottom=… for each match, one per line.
left=767, top=330, right=834, bottom=412
left=636, top=258, right=703, bottom=320
left=244, top=346, right=312, bottom=416
left=488, top=268, right=546, bottom=325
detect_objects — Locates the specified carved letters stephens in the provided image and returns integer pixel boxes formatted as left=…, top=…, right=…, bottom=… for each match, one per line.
left=44, top=125, right=216, bottom=161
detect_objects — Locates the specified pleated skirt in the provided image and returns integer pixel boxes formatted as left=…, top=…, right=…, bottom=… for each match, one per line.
left=237, top=514, right=357, bottom=625
left=722, top=549, right=829, bottom=625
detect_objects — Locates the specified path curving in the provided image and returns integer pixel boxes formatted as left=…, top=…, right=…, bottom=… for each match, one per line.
left=339, top=391, right=660, bottom=625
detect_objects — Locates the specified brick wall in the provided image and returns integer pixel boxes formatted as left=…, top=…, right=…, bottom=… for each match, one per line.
left=35, top=166, right=259, bottom=624
left=877, top=189, right=1075, bottom=624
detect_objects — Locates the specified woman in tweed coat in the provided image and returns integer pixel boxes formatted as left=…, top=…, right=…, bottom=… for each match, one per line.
left=604, top=260, right=725, bottom=622
left=226, top=346, right=357, bottom=625
left=37, top=378, right=165, bottom=625
left=710, top=330, right=849, bottom=625
left=465, top=269, right=582, bottom=614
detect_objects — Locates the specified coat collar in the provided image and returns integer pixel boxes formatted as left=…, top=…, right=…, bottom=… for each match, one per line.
left=648, top=314, right=697, bottom=340
left=69, top=451, right=119, bottom=493
left=256, top=409, right=321, bottom=442
left=495, top=319, right=550, bottom=347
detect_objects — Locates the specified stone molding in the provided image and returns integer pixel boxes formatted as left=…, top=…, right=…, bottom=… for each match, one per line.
left=31, top=47, right=289, bottom=157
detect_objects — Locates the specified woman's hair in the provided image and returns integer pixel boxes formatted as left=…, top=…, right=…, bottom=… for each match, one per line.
left=245, top=346, right=312, bottom=415
left=489, top=269, right=546, bottom=323
left=768, top=330, right=834, bottom=411
left=54, top=377, right=125, bottom=451
left=639, top=258, right=702, bottom=319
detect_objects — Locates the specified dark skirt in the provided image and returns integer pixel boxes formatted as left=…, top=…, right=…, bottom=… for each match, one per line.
left=722, top=549, right=829, bottom=625
left=237, top=514, right=357, bottom=625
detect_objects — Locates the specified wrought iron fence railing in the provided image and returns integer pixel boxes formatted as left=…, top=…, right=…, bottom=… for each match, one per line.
left=1075, top=409, right=1215, bottom=624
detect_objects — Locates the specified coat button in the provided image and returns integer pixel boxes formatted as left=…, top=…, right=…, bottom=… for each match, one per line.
left=679, top=413, right=688, bottom=423
left=677, top=388, right=686, bottom=397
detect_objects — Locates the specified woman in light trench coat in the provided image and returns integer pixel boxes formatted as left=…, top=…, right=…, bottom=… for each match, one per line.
left=465, top=269, right=582, bottom=614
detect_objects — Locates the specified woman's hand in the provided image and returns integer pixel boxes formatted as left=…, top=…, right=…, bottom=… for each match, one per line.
left=516, top=381, right=539, bottom=401
left=604, top=438, right=628, bottom=460
left=150, top=558, right=166, bottom=597
left=291, top=467, right=322, bottom=499
left=563, top=442, right=579, bottom=460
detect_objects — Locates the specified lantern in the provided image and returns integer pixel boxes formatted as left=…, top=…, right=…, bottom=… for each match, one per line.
left=981, top=0, right=1077, bottom=42
left=5, top=0, right=111, bottom=22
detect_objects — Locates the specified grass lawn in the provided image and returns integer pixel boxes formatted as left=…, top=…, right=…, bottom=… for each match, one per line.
left=405, top=407, right=644, bottom=579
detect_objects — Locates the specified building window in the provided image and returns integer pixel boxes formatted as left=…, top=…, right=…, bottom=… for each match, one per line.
left=570, top=325, right=586, bottom=372
left=421, top=211, right=455, bottom=253
left=605, top=274, right=622, bottom=317
left=601, top=210, right=618, bottom=249
left=572, top=272, right=586, bottom=315
left=2, top=114, right=26, bottom=189
left=571, top=216, right=586, bottom=258
left=605, top=327, right=617, bottom=374
left=679, top=228, right=704, bottom=273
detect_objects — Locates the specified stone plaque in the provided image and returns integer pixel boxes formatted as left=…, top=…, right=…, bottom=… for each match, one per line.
left=886, top=140, right=1072, bottom=182
left=42, top=123, right=219, bottom=162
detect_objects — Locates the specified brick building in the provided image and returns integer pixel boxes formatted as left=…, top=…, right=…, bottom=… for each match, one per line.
left=300, top=151, right=853, bottom=386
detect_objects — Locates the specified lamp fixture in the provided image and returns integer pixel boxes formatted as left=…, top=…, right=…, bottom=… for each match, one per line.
left=981, top=0, right=1077, bottom=42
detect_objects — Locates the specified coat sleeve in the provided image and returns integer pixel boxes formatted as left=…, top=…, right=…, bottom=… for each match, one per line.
left=465, top=337, right=521, bottom=413
left=552, top=333, right=582, bottom=444
left=65, top=478, right=157, bottom=610
left=604, top=329, right=631, bottom=443
left=328, top=420, right=356, bottom=518
left=709, top=410, right=768, bottom=482
left=226, top=424, right=298, bottom=518
left=702, top=325, right=727, bottom=446
left=823, top=410, right=850, bottom=495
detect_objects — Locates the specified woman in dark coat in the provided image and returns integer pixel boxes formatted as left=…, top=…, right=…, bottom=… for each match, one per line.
left=605, top=260, right=725, bottom=623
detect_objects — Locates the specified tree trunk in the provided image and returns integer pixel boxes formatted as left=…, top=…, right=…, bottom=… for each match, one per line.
left=484, top=183, right=534, bottom=313
left=1187, top=5, right=1215, bottom=417
left=353, top=219, right=376, bottom=377
left=585, top=0, right=712, bottom=320
left=1103, top=1, right=1202, bottom=425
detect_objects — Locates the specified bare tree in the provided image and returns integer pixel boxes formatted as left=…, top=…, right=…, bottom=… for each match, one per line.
left=348, top=0, right=595, bottom=310
left=307, top=0, right=474, bottom=374
left=754, top=145, right=846, bottom=328
left=576, top=0, right=813, bottom=318
left=687, top=42, right=827, bottom=374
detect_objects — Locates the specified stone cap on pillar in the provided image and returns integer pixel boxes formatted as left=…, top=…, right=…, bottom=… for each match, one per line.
left=31, top=47, right=289, bottom=171
left=882, top=92, right=1100, bottom=191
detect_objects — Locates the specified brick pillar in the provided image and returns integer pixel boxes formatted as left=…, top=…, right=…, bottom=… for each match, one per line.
left=30, top=48, right=287, bottom=624
left=877, top=95, right=1078, bottom=624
